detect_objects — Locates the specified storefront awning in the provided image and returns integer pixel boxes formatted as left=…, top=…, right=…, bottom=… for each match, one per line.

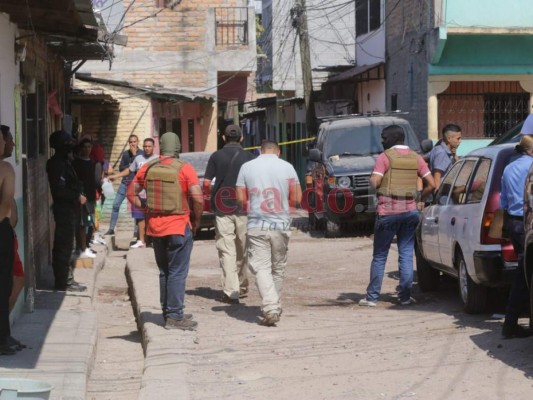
left=326, top=62, right=384, bottom=83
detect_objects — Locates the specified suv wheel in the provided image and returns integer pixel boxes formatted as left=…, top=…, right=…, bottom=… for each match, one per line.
left=308, top=212, right=317, bottom=230
left=457, top=251, right=487, bottom=314
left=324, top=218, right=342, bottom=238
left=415, top=243, right=440, bottom=291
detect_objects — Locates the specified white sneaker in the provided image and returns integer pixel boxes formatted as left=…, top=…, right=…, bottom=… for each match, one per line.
left=130, top=240, right=146, bottom=249
left=92, top=235, right=106, bottom=245
left=358, top=299, right=377, bottom=307
left=80, top=248, right=96, bottom=259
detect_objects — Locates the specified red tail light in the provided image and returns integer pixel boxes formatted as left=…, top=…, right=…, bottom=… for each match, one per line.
left=480, top=211, right=501, bottom=244
left=480, top=212, right=518, bottom=261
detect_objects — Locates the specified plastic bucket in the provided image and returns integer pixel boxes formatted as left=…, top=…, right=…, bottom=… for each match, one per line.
left=0, top=379, right=54, bottom=400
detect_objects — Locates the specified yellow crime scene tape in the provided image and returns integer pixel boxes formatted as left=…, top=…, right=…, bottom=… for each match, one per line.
left=244, top=136, right=316, bottom=151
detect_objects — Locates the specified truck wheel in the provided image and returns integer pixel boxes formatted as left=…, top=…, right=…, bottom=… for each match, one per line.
left=415, top=243, right=440, bottom=292
left=324, top=219, right=342, bottom=238
left=457, top=251, right=487, bottom=314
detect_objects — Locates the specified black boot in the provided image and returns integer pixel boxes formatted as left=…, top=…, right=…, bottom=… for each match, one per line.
left=502, top=324, right=533, bottom=339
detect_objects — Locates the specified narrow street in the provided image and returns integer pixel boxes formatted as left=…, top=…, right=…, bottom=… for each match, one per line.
left=124, top=223, right=533, bottom=400
left=86, top=241, right=144, bottom=400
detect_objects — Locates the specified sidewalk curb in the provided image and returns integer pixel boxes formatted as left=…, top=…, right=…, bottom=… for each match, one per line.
left=126, top=249, right=193, bottom=400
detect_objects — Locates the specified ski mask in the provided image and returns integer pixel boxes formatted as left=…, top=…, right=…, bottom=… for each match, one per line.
left=160, top=132, right=181, bottom=158
left=381, top=125, right=405, bottom=150
left=49, top=130, right=74, bottom=156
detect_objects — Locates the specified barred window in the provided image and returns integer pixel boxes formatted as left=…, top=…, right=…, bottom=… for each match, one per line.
left=356, top=0, right=381, bottom=37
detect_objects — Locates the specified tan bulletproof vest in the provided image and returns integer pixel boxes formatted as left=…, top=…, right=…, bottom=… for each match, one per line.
left=377, top=148, right=418, bottom=198
left=145, top=157, right=187, bottom=214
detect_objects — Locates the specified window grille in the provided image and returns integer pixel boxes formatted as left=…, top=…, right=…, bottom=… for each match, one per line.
left=215, top=7, right=249, bottom=46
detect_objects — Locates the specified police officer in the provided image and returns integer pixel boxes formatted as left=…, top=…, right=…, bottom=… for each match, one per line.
left=46, top=130, right=87, bottom=292
left=500, top=134, right=533, bottom=338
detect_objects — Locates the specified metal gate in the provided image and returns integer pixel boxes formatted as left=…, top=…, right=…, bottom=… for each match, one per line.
left=438, top=92, right=529, bottom=138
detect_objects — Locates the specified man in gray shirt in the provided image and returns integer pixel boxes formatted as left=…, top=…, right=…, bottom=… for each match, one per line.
left=236, top=141, right=302, bottom=326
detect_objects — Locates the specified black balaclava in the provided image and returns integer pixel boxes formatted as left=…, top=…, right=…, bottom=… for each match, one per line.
left=49, top=130, right=74, bottom=158
left=381, top=125, right=405, bottom=150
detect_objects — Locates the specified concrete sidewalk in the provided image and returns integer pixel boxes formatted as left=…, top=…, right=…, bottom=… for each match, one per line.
left=123, top=235, right=196, bottom=400
left=0, top=242, right=107, bottom=400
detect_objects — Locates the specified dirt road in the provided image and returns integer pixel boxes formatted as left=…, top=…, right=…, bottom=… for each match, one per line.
left=184, top=229, right=533, bottom=400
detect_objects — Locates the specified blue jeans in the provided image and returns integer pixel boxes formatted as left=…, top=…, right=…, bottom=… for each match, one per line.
left=365, top=210, right=420, bottom=302
left=108, top=180, right=128, bottom=230
left=152, top=226, right=193, bottom=320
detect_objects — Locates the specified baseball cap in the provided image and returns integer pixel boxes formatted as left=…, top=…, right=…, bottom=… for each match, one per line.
left=225, top=124, right=242, bottom=138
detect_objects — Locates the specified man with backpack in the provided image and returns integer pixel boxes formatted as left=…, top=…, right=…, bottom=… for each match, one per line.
left=129, top=132, right=203, bottom=331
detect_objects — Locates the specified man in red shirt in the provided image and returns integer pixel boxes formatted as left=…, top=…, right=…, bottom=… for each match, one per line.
left=130, top=132, right=203, bottom=331
left=359, top=125, right=435, bottom=307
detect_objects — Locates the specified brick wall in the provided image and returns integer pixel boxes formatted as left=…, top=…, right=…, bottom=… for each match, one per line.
left=112, top=0, right=244, bottom=89
left=123, top=0, right=241, bottom=51
left=74, top=80, right=152, bottom=167
left=385, top=0, right=433, bottom=140
left=73, top=80, right=153, bottom=228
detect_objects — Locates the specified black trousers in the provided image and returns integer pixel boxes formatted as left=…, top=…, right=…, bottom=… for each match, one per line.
left=52, top=204, right=77, bottom=288
left=504, top=216, right=528, bottom=327
left=0, top=218, right=14, bottom=343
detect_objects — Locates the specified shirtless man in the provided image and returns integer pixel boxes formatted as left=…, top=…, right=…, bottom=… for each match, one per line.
left=0, top=130, right=17, bottom=355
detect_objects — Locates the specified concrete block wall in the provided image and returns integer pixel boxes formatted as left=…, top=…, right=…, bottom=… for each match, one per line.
left=385, top=0, right=433, bottom=140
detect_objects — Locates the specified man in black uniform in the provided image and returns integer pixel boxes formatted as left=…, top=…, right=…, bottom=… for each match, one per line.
left=46, top=130, right=87, bottom=292
left=204, top=125, right=255, bottom=304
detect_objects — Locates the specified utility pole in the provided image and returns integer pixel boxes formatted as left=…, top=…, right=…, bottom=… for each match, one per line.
left=292, top=0, right=316, bottom=136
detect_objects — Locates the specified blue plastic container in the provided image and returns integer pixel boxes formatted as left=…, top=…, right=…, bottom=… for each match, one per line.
left=0, top=379, right=53, bottom=400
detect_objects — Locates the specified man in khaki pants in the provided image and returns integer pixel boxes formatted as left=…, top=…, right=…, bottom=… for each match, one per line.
left=204, top=125, right=255, bottom=304
left=236, top=141, right=302, bottom=326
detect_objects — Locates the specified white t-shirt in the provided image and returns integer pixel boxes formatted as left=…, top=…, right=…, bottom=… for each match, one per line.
left=130, top=153, right=158, bottom=198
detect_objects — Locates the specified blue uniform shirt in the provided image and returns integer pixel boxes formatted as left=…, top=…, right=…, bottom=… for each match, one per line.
left=429, top=141, right=454, bottom=175
left=500, top=154, right=533, bottom=217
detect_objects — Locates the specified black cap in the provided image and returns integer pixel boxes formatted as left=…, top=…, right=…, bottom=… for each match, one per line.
left=224, top=124, right=242, bottom=138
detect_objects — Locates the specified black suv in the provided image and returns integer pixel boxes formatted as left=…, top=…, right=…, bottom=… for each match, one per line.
left=305, top=114, right=428, bottom=237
